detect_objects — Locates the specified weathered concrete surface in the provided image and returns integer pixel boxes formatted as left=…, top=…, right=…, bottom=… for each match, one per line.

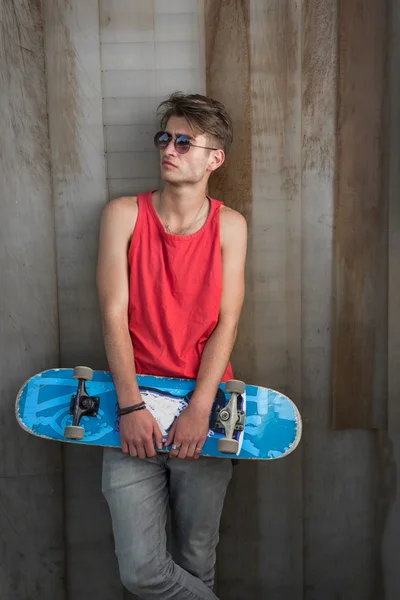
left=382, top=2, right=400, bottom=598
left=0, top=1, right=64, bottom=598
left=207, top=1, right=393, bottom=599
left=206, top=2, right=303, bottom=598
left=333, top=0, right=389, bottom=429
left=42, top=1, right=116, bottom=598
left=302, top=3, right=382, bottom=599
left=1, top=0, right=399, bottom=598
left=100, top=0, right=204, bottom=204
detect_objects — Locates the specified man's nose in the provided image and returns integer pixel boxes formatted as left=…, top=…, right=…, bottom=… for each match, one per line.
left=163, top=138, right=177, bottom=155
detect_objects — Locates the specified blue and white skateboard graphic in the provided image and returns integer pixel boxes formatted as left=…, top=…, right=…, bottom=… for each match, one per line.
left=16, top=369, right=302, bottom=460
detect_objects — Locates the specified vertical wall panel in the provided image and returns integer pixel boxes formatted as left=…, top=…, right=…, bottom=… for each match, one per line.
left=42, top=1, right=115, bottom=599
left=249, top=2, right=303, bottom=597
left=100, top=0, right=205, bottom=201
left=301, top=4, right=382, bottom=598
left=206, top=2, right=303, bottom=598
left=0, top=1, right=64, bottom=598
left=333, top=0, right=389, bottom=429
left=204, top=3, right=259, bottom=598
left=204, top=0, right=252, bottom=221
left=204, top=0, right=256, bottom=391
left=382, top=1, right=400, bottom=597
left=250, top=0, right=302, bottom=398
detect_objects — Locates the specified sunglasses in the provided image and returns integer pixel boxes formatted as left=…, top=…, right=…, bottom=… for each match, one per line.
left=153, top=131, right=219, bottom=155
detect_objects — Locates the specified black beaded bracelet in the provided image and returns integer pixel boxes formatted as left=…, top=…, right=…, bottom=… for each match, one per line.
left=117, top=402, right=146, bottom=416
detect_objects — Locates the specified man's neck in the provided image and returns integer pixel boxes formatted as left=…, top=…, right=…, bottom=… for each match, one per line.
left=160, top=182, right=208, bottom=217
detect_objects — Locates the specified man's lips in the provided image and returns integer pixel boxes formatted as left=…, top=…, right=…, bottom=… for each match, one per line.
left=162, top=160, right=178, bottom=168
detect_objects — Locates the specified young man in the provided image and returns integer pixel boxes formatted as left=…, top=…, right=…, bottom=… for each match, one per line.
left=97, top=92, right=247, bottom=600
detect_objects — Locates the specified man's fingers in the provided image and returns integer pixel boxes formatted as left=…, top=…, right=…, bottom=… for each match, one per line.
left=170, top=435, right=183, bottom=457
left=136, top=443, right=147, bottom=459
left=193, top=444, right=203, bottom=460
left=187, top=442, right=204, bottom=460
left=177, top=443, right=189, bottom=460
left=153, top=425, right=163, bottom=451
left=144, top=437, right=157, bottom=458
left=186, top=443, right=197, bottom=460
left=128, top=442, right=138, bottom=457
left=166, top=422, right=177, bottom=447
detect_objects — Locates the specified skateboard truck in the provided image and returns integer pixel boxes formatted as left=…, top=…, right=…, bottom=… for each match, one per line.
left=217, top=380, right=246, bottom=454
left=64, top=366, right=100, bottom=440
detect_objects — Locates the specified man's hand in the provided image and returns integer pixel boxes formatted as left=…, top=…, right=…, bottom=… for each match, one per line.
left=120, top=409, right=163, bottom=459
left=166, top=403, right=210, bottom=460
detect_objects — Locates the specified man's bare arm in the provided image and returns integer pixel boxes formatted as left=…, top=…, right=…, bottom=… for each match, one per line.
left=96, top=196, right=163, bottom=457
left=96, top=197, right=142, bottom=407
left=192, top=206, right=247, bottom=409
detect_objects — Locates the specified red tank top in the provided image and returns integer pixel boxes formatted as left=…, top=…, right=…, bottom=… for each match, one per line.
left=127, top=191, right=234, bottom=382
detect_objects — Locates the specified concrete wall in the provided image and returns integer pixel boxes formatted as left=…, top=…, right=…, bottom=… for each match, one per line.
left=42, top=1, right=114, bottom=598
left=383, top=0, right=400, bottom=597
left=0, top=1, right=64, bottom=598
left=0, top=1, right=399, bottom=599
left=101, top=0, right=205, bottom=200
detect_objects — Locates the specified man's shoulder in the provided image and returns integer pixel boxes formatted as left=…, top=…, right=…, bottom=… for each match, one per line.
left=219, top=206, right=247, bottom=251
left=219, top=205, right=247, bottom=233
left=100, top=196, right=139, bottom=239
left=102, top=195, right=138, bottom=217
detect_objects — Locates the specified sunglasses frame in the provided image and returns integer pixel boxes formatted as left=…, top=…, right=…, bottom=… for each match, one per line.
left=154, top=131, right=219, bottom=154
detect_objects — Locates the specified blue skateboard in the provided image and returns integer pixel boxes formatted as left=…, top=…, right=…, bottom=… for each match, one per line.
left=16, top=367, right=302, bottom=460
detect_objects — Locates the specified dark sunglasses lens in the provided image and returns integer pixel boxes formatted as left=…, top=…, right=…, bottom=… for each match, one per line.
left=175, top=135, right=191, bottom=154
left=154, top=132, right=170, bottom=149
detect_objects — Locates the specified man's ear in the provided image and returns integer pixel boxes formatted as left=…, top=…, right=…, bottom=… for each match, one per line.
left=207, top=149, right=225, bottom=172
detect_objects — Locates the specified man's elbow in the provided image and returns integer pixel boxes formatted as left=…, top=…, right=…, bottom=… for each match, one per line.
left=100, top=302, right=128, bottom=327
left=217, top=316, right=240, bottom=337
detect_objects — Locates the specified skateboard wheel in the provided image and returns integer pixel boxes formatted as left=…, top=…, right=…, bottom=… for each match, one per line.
left=64, top=425, right=85, bottom=440
left=73, top=366, right=93, bottom=381
left=218, top=438, right=239, bottom=454
left=225, top=380, right=245, bottom=395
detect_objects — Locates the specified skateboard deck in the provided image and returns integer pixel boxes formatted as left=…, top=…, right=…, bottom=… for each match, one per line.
left=16, top=368, right=302, bottom=460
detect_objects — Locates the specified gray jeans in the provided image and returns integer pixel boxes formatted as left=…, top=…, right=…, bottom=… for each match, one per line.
left=102, top=449, right=232, bottom=600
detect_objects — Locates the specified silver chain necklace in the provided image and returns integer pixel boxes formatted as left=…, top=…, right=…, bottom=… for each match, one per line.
left=159, top=190, right=207, bottom=236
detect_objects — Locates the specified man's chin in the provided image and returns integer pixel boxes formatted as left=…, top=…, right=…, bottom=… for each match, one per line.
left=160, top=169, right=200, bottom=186
left=161, top=172, right=183, bottom=184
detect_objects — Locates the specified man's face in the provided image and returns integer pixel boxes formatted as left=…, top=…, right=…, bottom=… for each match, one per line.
left=158, top=116, right=223, bottom=185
